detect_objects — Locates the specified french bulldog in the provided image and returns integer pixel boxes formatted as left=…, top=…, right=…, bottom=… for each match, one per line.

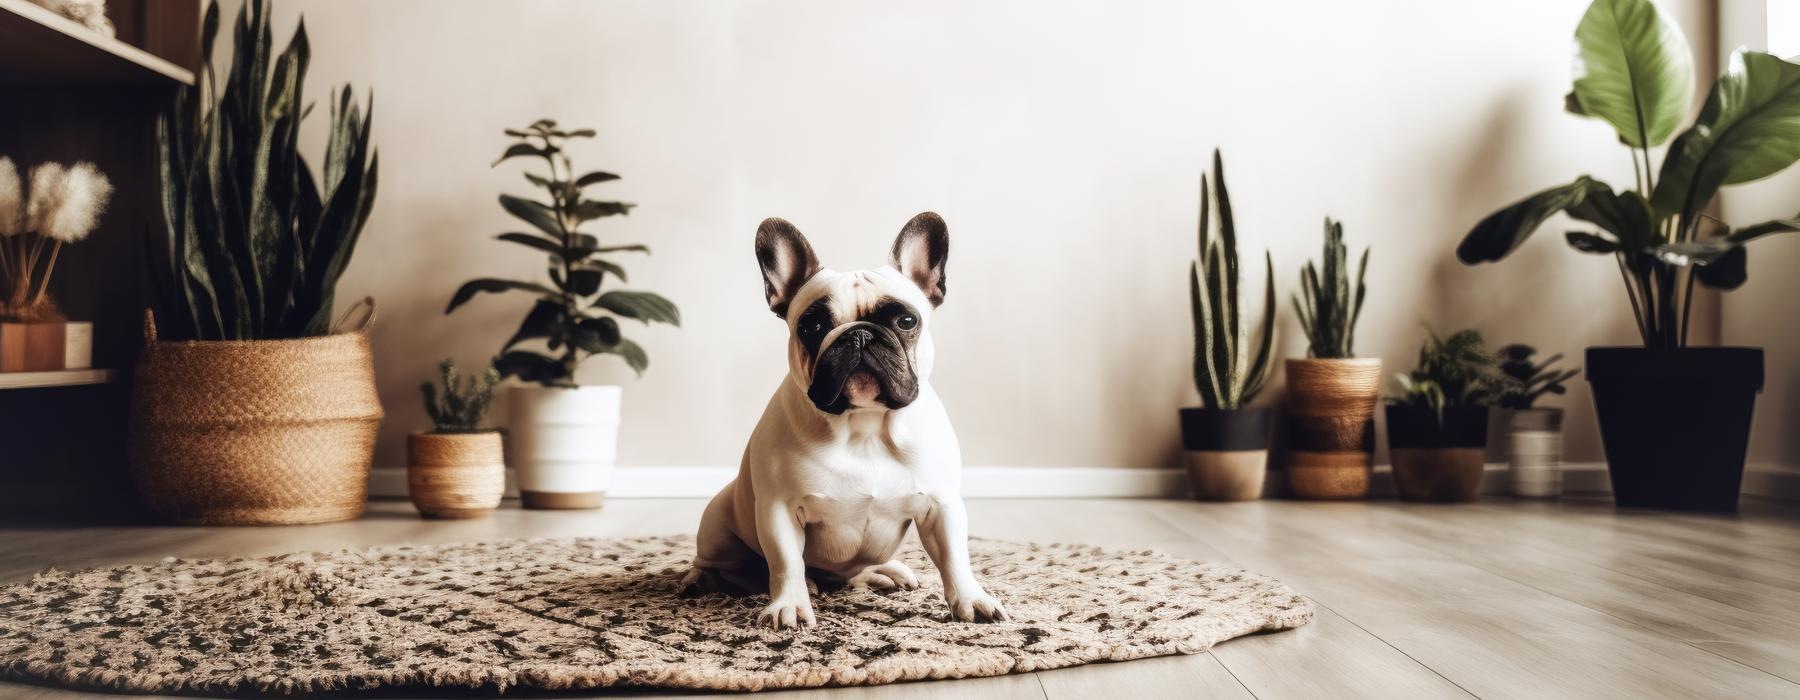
left=683, top=212, right=1008, bottom=630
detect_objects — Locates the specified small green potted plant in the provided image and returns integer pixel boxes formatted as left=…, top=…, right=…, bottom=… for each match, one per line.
left=1284, top=218, right=1377, bottom=499
left=1496, top=345, right=1581, bottom=498
left=1456, top=0, right=1800, bottom=511
left=1387, top=328, right=1512, bottom=502
left=1180, top=150, right=1277, bottom=501
left=409, top=359, right=503, bottom=519
left=447, top=120, right=680, bottom=509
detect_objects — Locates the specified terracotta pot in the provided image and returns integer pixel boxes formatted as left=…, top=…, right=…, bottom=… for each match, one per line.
left=1283, top=358, right=1381, bottom=499
left=1179, top=407, right=1271, bottom=501
left=407, top=431, right=505, bottom=518
left=1386, top=405, right=1489, bottom=502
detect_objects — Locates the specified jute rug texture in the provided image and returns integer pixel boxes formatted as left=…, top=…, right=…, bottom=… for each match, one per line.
left=0, top=535, right=1311, bottom=694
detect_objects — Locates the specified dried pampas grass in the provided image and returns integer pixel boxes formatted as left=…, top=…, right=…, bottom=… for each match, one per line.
left=0, top=159, right=112, bottom=317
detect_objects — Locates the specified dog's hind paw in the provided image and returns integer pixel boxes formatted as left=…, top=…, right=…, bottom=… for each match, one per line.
left=849, top=560, right=921, bottom=592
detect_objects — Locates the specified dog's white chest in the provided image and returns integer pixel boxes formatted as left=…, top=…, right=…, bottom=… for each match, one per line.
left=791, top=455, right=930, bottom=575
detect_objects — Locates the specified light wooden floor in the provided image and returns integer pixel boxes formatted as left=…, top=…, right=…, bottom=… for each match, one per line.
left=3, top=497, right=1799, bottom=699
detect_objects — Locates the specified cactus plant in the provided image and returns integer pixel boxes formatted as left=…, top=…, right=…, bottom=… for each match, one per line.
left=1495, top=344, right=1581, bottom=410
left=1292, top=219, right=1368, bottom=359
left=445, top=120, right=680, bottom=386
left=421, top=358, right=500, bottom=433
left=1189, top=150, right=1276, bottom=410
left=153, top=0, right=379, bottom=340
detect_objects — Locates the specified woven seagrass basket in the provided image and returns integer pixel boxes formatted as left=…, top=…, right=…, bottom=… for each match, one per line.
left=129, top=299, right=383, bottom=525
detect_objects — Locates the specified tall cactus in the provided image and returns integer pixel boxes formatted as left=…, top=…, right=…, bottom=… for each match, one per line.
left=1190, top=150, right=1277, bottom=410
left=1293, top=218, right=1369, bottom=359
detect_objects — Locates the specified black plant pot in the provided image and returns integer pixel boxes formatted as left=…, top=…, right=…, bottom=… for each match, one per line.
left=1587, top=347, right=1762, bottom=512
left=1385, top=405, right=1489, bottom=502
left=1178, top=407, right=1272, bottom=501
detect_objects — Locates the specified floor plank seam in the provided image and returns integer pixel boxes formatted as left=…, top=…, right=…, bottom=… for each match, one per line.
left=1208, top=650, right=1260, bottom=699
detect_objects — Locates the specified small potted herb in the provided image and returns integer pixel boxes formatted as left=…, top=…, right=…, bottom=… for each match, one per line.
left=1285, top=219, right=1377, bottom=499
left=409, top=359, right=504, bottom=518
left=1387, top=329, right=1512, bottom=502
left=1495, top=345, right=1581, bottom=498
left=1180, top=151, right=1276, bottom=501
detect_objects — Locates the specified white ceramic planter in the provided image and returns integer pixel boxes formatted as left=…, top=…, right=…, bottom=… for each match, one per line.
left=507, top=385, right=621, bottom=509
left=1507, top=408, right=1564, bottom=498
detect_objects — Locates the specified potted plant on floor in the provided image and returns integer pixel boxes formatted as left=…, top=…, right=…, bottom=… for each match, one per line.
left=447, top=120, right=680, bottom=509
left=1495, top=345, right=1580, bottom=499
left=133, top=0, right=382, bottom=525
left=1455, top=0, right=1800, bottom=511
left=1180, top=150, right=1277, bottom=501
left=1387, top=329, right=1511, bottom=502
left=1285, top=219, right=1377, bottom=499
left=409, top=359, right=504, bottom=518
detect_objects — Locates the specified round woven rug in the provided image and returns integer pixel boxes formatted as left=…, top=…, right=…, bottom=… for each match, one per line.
left=0, top=535, right=1312, bottom=695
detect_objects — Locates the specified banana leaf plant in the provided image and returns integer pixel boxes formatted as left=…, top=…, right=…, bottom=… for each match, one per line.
left=153, top=0, right=378, bottom=340
left=445, top=121, right=679, bottom=387
left=1456, top=0, right=1800, bottom=348
left=1189, top=149, right=1276, bottom=410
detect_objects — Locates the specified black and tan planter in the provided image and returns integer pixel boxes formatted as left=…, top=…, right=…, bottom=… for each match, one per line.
left=407, top=431, right=505, bottom=519
left=1587, top=347, right=1762, bottom=512
left=1386, top=405, right=1489, bottom=503
left=1179, top=407, right=1272, bottom=501
left=1283, top=358, right=1382, bottom=499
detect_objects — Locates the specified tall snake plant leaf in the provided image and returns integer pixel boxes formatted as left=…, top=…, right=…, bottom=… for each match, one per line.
left=1652, top=51, right=1800, bottom=229
left=1189, top=151, right=1275, bottom=409
left=1567, top=0, right=1694, bottom=149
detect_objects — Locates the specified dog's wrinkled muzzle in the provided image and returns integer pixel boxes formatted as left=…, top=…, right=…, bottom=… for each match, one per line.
left=807, top=323, right=918, bottom=414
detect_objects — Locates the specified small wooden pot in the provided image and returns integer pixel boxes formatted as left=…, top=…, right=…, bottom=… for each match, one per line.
left=1386, top=405, right=1489, bottom=502
left=407, top=431, right=505, bottom=518
left=1179, top=407, right=1271, bottom=501
left=1283, top=358, right=1382, bottom=499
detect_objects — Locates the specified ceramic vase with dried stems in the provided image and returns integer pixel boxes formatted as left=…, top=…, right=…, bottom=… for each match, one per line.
left=1285, top=219, right=1377, bottom=499
left=1179, top=151, right=1277, bottom=501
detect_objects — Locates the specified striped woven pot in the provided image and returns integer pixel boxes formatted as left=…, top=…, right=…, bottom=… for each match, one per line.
left=128, top=301, right=383, bottom=525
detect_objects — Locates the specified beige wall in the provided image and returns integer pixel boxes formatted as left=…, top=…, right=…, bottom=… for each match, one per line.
left=229, top=0, right=1723, bottom=471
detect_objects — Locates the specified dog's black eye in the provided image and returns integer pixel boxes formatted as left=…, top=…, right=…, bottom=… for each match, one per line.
left=802, top=320, right=826, bottom=336
left=896, top=314, right=918, bottom=331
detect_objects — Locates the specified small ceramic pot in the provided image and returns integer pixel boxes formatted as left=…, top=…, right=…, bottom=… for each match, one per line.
left=1179, top=407, right=1272, bottom=501
left=1386, top=405, right=1489, bottom=502
left=407, top=431, right=505, bottom=518
left=1507, top=408, right=1564, bottom=498
left=1283, top=358, right=1382, bottom=499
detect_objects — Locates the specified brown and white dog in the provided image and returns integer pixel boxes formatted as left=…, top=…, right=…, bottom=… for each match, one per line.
left=683, top=212, right=1007, bottom=630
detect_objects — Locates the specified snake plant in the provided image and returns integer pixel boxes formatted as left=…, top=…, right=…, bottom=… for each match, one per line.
left=1293, top=218, right=1368, bottom=359
left=1189, top=150, right=1276, bottom=410
left=153, top=0, right=378, bottom=340
left=1457, top=0, right=1800, bottom=348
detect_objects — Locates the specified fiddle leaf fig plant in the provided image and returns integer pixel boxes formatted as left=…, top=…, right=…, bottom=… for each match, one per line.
left=446, top=120, right=679, bottom=387
left=1189, top=150, right=1276, bottom=410
left=1456, top=0, right=1800, bottom=349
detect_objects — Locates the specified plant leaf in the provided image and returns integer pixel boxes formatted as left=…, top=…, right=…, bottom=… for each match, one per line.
left=499, top=194, right=564, bottom=238
left=445, top=278, right=555, bottom=313
left=503, top=299, right=568, bottom=350
left=493, top=350, right=568, bottom=385
left=1568, top=0, right=1694, bottom=148
left=1565, top=231, right=1623, bottom=254
left=1457, top=177, right=1610, bottom=264
left=1694, top=245, right=1748, bottom=289
left=578, top=258, right=628, bottom=284
left=575, top=171, right=620, bottom=187
left=497, top=232, right=597, bottom=257
left=1652, top=51, right=1800, bottom=226
left=613, top=337, right=649, bottom=376
left=570, top=199, right=634, bottom=223
left=566, top=267, right=604, bottom=296
left=493, top=143, right=551, bottom=167
left=592, top=290, right=681, bottom=325
left=570, top=316, right=621, bottom=351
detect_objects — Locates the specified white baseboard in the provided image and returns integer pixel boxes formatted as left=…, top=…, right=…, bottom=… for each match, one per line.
left=368, top=462, right=1800, bottom=501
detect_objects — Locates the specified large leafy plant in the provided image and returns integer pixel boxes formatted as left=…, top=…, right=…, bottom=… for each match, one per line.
left=1292, top=218, right=1368, bottom=359
left=1190, top=150, right=1276, bottom=410
left=154, top=0, right=378, bottom=340
left=1457, top=0, right=1800, bottom=348
left=1393, top=328, right=1513, bottom=421
left=446, top=121, right=679, bottom=387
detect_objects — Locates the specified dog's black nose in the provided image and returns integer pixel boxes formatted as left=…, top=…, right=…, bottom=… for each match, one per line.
left=846, top=328, right=874, bottom=349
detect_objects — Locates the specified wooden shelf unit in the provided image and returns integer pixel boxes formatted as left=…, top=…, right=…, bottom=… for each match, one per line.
left=0, top=368, right=115, bottom=390
left=0, top=0, right=194, bottom=86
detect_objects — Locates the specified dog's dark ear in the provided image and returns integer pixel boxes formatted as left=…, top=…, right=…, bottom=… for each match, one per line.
left=890, top=212, right=949, bottom=307
left=755, top=217, right=821, bottom=317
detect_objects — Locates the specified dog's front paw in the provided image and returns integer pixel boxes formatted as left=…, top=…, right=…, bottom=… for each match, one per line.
left=757, top=594, right=816, bottom=630
left=947, top=591, right=1009, bottom=623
